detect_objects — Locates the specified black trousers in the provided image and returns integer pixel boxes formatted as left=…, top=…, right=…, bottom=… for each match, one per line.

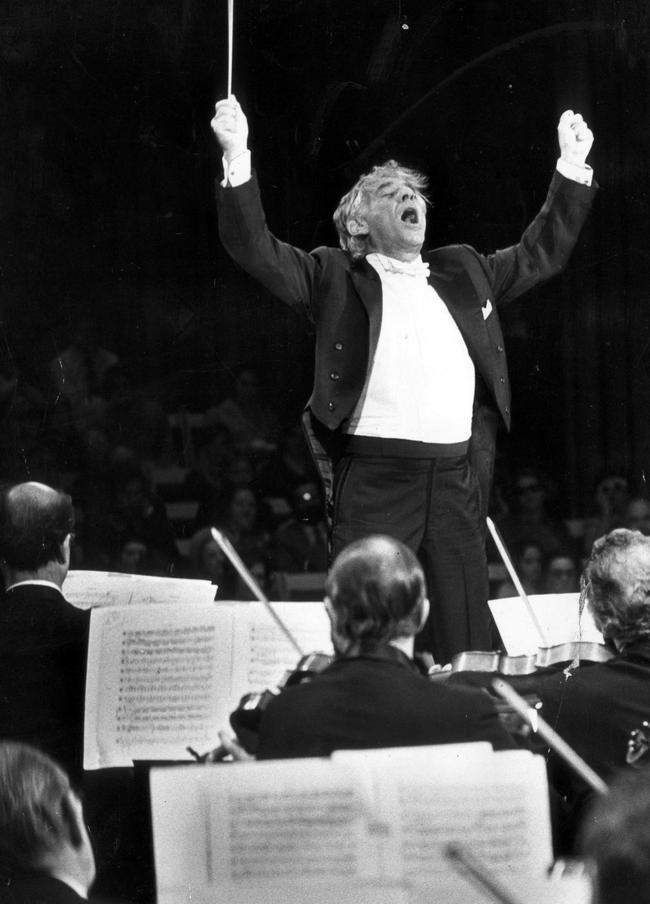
left=330, top=449, right=494, bottom=665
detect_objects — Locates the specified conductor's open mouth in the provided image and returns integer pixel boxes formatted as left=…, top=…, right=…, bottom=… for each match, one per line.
left=401, top=207, right=419, bottom=224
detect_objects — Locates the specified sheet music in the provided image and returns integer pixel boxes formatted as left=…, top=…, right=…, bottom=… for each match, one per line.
left=337, top=748, right=552, bottom=887
left=65, top=569, right=216, bottom=609
left=84, top=601, right=332, bottom=768
left=230, top=601, right=333, bottom=693
left=488, top=592, right=604, bottom=655
left=150, top=760, right=388, bottom=904
left=84, top=603, right=235, bottom=769
left=149, top=750, right=556, bottom=904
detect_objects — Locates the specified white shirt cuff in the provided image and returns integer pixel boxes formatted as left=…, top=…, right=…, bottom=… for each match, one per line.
left=222, top=150, right=252, bottom=187
left=556, top=157, right=593, bottom=186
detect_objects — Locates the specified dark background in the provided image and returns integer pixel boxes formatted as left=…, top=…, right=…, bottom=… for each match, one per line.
left=2, top=0, right=650, bottom=514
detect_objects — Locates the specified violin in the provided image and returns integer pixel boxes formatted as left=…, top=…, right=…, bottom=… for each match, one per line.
left=230, top=651, right=333, bottom=755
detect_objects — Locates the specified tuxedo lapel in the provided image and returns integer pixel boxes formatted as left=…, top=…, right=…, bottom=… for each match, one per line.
left=350, top=260, right=383, bottom=357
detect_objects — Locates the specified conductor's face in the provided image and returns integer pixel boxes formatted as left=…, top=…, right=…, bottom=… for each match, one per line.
left=361, top=179, right=427, bottom=261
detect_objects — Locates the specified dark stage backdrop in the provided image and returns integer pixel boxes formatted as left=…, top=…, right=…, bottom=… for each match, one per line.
left=2, top=0, right=650, bottom=513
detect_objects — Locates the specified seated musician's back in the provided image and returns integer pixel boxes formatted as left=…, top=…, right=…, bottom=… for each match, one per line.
left=256, top=535, right=514, bottom=759
left=538, top=528, right=650, bottom=845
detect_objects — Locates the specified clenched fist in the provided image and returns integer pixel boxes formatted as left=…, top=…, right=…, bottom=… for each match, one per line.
left=211, top=96, right=249, bottom=162
left=557, top=110, right=594, bottom=167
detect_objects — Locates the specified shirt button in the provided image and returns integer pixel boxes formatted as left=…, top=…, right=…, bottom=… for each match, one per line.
left=500, top=377, right=505, bottom=384
left=505, top=407, right=510, bottom=415
left=329, top=371, right=340, bottom=382
left=328, top=401, right=336, bottom=411
left=497, top=344, right=504, bottom=352
left=334, top=342, right=343, bottom=351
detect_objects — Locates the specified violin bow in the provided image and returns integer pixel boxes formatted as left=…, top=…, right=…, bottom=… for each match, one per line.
left=210, top=527, right=305, bottom=658
left=445, top=842, right=524, bottom=904
left=492, top=677, right=608, bottom=796
left=486, top=517, right=548, bottom=649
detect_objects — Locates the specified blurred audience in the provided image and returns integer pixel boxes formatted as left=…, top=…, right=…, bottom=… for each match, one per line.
left=494, top=466, right=570, bottom=559
left=494, top=540, right=544, bottom=598
left=255, top=423, right=318, bottom=503
left=271, top=480, right=328, bottom=573
left=543, top=549, right=580, bottom=594
left=49, top=316, right=117, bottom=437
left=83, top=459, right=178, bottom=573
left=205, top=365, right=280, bottom=453
left=100, top=364, right=173, bottom=465
left=216, top=484, right=270, bottom=567
left=183, top=423, right=234, bottom=528
left=582, top=471, right=630, bottom=556
left=623, top=495, right=650, bottom=535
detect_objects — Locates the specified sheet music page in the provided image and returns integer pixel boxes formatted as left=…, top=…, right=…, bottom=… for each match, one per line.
left=489, top=592, right=604, bottom=655
left=230, top=601, right=333, bottom=694
left=150, top=760, right=404, bottom=904
left=84, top=603, right=235, bottom=769
left=375, top=749, right=553, bottom=895
left=65, top=570, right=216, bottom=609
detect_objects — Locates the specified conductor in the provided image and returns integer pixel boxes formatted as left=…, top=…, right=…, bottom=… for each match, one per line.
left=212, top=96, right=596, bottom=664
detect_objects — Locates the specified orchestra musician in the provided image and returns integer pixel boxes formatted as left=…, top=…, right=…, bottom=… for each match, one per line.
left=253, top=534, right=515, bottom=759
left=211, top=95, right=597, bottom=665
left=538, top=528, right=650, bottom=849
left=580, top=766, right=650, bottom=904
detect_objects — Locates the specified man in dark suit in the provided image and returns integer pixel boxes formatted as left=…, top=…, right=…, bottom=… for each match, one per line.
left=211, top=97, right=596, bottom=664
left=255, top=534, right=515, bottom=759
left=0, top=742, right=97, bottom=904
left=581, top=767, right=650, bottom=904
left=538, top=528, right=650, bottom=851
left=0, top=481, right=89, bottom=783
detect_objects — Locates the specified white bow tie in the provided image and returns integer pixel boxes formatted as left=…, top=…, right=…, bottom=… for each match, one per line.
left=371, top=254, right=430, bottom=279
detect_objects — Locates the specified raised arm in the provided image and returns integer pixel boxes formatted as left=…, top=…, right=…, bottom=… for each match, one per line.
left=480, top=109, right=597, bottom=305
left=211, top=97, right=320, bottom=320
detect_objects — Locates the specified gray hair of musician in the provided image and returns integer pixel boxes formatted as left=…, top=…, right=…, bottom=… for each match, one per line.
left=0, top=742, right=72, bottom=877
left=325, top=534, right=426, bottom=648
left=584, top=528, right=650, bottom=649
left=580, top=766, right=650, bottom=904
left=332, top=160, right=429, bottom=261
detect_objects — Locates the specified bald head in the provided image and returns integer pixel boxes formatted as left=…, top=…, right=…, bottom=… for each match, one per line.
left=325, top=535, right=427, bottom=650
left=0, top=481, right=74, bottom=581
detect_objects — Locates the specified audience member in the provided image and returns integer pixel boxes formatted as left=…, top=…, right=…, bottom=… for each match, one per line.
left=0, top=358, right=55, bottom=482
left=255, top=423, right=319, bottom=503
left=100, top=364, right=173, bottom=465
left=49, top=316, right=117, bottom=433
left=494, top=540, right=544, bottom=598
left=538, top=528, right=650, bottom=851
left=83, top=460, right=178, bottom=574
left=581, top=471, right=630, bottom=556
left=205, top=365, right=280, bottom=453
left=543, top=549, right=580, bottom=594
left=623, top=495, right=650, bottom=535
left=186, top=526, right=236, bottom=598
left=114, top=537, right=152, bottom=575
left=0, top=742, right=98, bottom=904
left=0, top=481, right=88, bottom=782
left=183, top=423, right=234, bottom=523
left=271, top=480, right=328, bottom=573
left=254, top=535, right=515, bottom=758
left=216, top=484, right=270, bottom=566
left=580, top=766, right=650, bottom=904
left=494, top=466, right=570, bottom=559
